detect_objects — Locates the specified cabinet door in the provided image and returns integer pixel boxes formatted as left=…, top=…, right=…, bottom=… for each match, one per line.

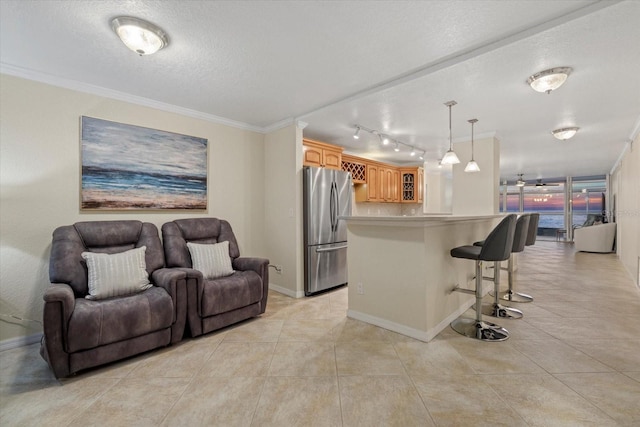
left=303, top=146, right=323, bottom=168
left=417, top=168, right=424, bottom=203
left=367, top=164, right=379, bottom=201
left=323, top=149, right=342, bottom=170
left=392, top=169, right=400, bottom=202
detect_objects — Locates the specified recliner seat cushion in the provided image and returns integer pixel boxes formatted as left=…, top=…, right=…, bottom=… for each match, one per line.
left=200, top=270, right=263, bottom=317
left=66, top=287, right=173, bottom=353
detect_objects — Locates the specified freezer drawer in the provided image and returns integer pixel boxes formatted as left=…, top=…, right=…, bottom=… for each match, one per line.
left=304, top=243, right=348, bottom=296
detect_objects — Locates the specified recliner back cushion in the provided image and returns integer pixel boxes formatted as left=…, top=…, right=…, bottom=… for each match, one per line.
left=49, top=221, right=164, bottom=297
left=162, top=218, right=241, bottom=268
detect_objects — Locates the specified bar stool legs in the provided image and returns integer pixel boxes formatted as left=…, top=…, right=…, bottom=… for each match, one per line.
left=500, top=255, right=533, bottom=303
left=451, top=260, right=510, bottom=341
left=481, top=261, right=524, bottom=319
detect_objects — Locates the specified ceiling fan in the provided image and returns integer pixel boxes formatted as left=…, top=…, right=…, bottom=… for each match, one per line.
left=533, top=179, right=560, bottom=187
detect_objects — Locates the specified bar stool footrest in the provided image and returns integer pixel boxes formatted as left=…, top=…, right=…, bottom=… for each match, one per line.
left=500, top=290, right=533, bottom=303
left=480, top=303, right=524, bottom=319
left=450, top=318, right=509, bottom=341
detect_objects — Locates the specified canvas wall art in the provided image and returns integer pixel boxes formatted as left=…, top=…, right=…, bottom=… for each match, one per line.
left=81, top=116, right=207, bottom=210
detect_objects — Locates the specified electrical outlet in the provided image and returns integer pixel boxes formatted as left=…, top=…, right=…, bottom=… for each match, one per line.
left=357, top=282, right=364, bottom=294
left=275, top=265, right=282, bottom=274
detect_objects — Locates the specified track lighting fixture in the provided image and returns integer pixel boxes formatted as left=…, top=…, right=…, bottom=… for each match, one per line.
left=441, top=101, right=460, bottom=165
left=351, top=124, right=422, bottom=159
left=516, top=174, right=525, bottom=187
left=464, top=119, right=480, bottom=173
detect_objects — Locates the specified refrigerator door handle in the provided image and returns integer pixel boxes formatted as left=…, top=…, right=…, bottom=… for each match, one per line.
left=316, top=244, right=348, bottom=253
left=330, top=181, right=337, bottom=232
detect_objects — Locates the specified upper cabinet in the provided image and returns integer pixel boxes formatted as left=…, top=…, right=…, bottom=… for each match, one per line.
left=341, top=154, right=366, bottom=184
left=303, top=138, right=343, bottom=170
left=303, top=138, right=423, bottom=204
left=399, top=167, right=424, bottom=203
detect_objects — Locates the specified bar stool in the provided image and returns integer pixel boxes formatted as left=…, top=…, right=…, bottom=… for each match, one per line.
left=500, top=214, right=533, bottom=303
left=472, top=215, right=528, bottom=318
left=450, top=214, right=517, bottom=341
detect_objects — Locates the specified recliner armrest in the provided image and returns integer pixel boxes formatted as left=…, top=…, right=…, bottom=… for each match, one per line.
left=151, top=268, right=187, bottom=297
left=43, top=283, right=75, bottom=323
left=233, top=257, right=269, bottom=276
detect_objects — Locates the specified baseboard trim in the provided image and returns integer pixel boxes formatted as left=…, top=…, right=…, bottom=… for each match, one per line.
left=0, top=333, right=43, bottom=352
left=347, top=296, right=476, bottom=343
left=269, top=283, right=304, bottom=299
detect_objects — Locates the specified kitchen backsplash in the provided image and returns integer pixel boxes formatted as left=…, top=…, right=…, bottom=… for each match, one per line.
left=352, top=202, right=423, bottom=216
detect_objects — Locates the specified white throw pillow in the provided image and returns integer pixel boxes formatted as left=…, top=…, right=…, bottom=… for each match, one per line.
left=82, top=246, right=152, bottom=300
left=187, top=241, right=234, bottom=279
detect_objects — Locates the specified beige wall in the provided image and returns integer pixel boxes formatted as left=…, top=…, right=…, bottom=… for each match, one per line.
left=264, top=123, right=305, bottom=297
left=452, top=137, right=500, bottom=215
left=611, top=134, right=640, bottom=286
left=0, top=75, right=267, bottom=343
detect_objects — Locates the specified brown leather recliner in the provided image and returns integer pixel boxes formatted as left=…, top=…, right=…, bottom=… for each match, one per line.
left=41, top=221, right=187, bottom=378
left=161, top=218, right=269, bottom=337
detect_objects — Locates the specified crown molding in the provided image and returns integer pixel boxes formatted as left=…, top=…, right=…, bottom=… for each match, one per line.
left=262, top=117, right=296, bottom=133
left=0, top=62, right=265, bottom=133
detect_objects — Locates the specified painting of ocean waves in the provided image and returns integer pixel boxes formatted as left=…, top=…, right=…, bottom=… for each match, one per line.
left=81, top=117, right=207, bottom=209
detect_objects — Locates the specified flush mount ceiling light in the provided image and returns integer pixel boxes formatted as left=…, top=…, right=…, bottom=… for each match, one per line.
left=111, top=16, right=169, bottom=55
left=441, top=101, right=460, bottom=165
left=552, top=127, right=579, bottom=140
left=464, top=119, right=480, bottom=173
left=516, top=174, right=525, bottom=187
left=527, top=67, right=572, bottom=94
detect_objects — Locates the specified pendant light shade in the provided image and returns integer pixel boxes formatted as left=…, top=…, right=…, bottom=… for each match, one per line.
left=464, top=118, right=480, bottom=173
left=441, top=101, right=460, bottom=165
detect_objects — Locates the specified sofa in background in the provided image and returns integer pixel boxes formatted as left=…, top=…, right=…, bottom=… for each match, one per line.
left=574, top=222, right=616, bottom=253
left=41, top=221, right=187, bottom=378
left=162, top=218, right=269, bottom=337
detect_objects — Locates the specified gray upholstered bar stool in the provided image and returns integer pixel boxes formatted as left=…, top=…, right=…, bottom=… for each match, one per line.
left=450, top=214, right=517, bottom=341
left=475, top=214, right=530, bottom=316
left=502, top=212, right=539, bottom=303
left=499, top=213, right=533, bottom=303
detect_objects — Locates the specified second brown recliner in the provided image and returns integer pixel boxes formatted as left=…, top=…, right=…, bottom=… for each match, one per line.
left=162, top=218, right=269, bottom=337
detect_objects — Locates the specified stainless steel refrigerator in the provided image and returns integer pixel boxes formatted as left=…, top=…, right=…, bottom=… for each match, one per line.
left=303, top=166, right=352, bottom=296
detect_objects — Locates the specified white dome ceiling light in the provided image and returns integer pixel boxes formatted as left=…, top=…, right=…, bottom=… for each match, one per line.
left=527, top=67, right=572, bottom=94
left=111, top=16, right=169, bottom=56
left=552, top=127, right=580, bottom=140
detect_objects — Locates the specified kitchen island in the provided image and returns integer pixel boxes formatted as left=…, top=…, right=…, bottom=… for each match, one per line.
left=344, top=214, right=503, bottom=342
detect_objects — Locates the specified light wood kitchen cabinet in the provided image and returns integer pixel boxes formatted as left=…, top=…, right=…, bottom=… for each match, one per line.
left=399, top=167, right=424, bottom=203
left=380, top=167, right=400, bottom=202
left=341, top=154, right=366, bottom=184
left=355, top=163, right=380, bottom=202
left=303, top=138, right=343, bottom=170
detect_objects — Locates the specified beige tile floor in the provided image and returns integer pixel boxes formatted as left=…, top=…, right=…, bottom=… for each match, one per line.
left=2, top=241, right=639, bottom=426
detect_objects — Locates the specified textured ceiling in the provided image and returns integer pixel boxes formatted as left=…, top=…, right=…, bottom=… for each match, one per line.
left=1, top=0, right=639, bottom=181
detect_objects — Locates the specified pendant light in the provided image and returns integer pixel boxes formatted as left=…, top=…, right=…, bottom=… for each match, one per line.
left=441, top=101, right=460, bottom=165
left=464, top=119, right=480, bottom=173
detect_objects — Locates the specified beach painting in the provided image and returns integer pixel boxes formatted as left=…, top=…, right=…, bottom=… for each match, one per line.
left=81, top=117, right=207, bottom=210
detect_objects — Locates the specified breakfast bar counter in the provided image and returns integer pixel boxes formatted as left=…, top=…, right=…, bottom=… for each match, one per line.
left=344, top=214, right=503, bottom=342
